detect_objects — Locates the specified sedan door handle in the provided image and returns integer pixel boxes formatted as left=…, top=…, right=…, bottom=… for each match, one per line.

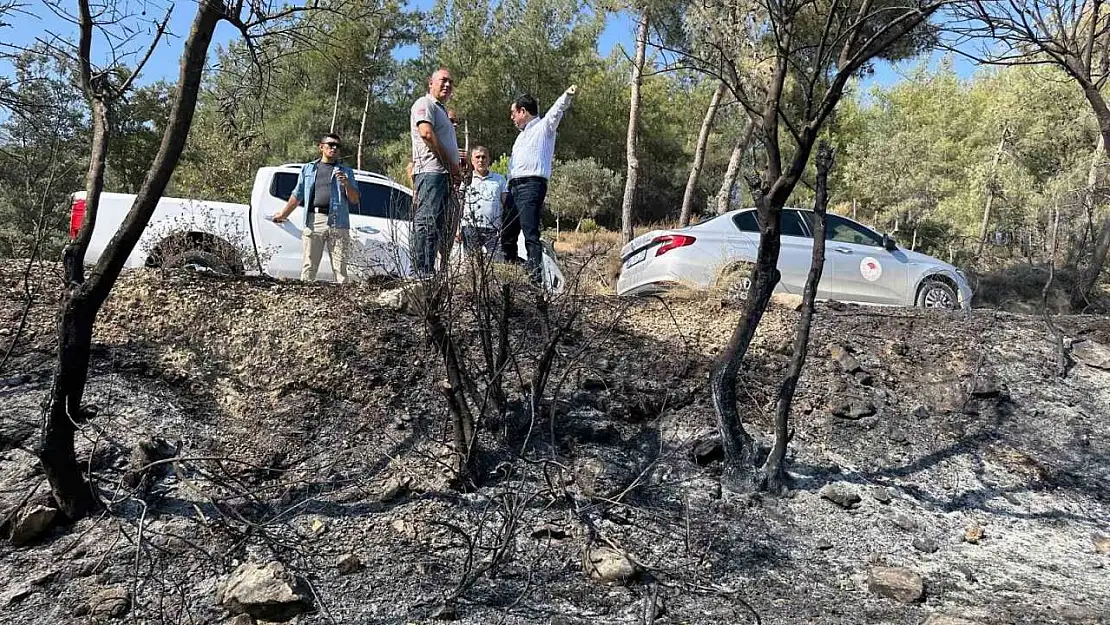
left=834, top=247, right=853, bottom=254
left=355, top=226, right=380, bottom=235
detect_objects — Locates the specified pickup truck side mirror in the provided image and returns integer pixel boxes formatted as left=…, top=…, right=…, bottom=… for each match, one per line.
left=882, top=233, right=898, bottom=251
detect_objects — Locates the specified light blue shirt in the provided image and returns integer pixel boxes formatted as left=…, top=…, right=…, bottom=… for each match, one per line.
left=294, top=160, right=355, bottom=230
left=508, top=92, right=573, bottom=180
left=463, top=171, right=507, bottom=229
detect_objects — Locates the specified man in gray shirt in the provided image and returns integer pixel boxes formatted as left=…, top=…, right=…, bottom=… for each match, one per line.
left=410, top=68, right=462, bottom=277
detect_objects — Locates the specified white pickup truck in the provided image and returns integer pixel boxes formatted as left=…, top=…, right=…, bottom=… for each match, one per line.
left=70, top=163, right=565, bottom=290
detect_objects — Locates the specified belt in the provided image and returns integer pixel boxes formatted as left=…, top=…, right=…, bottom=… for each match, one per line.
left=310, top=206, right=329, bottom=214
left=509, top=176, right=546, bottom=186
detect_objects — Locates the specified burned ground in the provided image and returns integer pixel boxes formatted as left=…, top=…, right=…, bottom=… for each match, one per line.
left=1, top=260, right=1108, bottom=624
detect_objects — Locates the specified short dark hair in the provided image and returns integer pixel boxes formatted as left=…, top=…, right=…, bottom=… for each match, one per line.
left=320, top=132, right=341, bottom=144
left=513, top=94, right=538, bottom=117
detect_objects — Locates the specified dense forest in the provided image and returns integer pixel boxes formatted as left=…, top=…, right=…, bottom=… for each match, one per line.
left=0, top=0, right=1106, bottom=276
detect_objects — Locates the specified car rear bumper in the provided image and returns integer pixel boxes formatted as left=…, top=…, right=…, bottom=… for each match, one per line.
left=616, top=255, right=715, bottom=296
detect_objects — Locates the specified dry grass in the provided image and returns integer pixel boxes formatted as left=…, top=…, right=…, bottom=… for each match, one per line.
left=543, top=223, right=694, bottom=297
left=547, top=223, right=680, bottom=256
left=549, top=230, right=623, bottom=256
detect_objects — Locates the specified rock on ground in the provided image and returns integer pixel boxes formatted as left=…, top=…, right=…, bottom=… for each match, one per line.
left=818, top=482, right=862, bottom=509
left=867, top=566, right=924, bottom=603
left=8, top=505, right=57, bottom=546
left=215, top=561, right=312, bottom=622
left=89, top=587, right=131, bottom=618
left=921, top=616, right=985, bottom=625
left=582, top=546, right=641, bottom=584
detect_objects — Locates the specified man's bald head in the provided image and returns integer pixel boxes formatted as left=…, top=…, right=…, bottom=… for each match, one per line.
left=428, top=68, right=454, bottom=102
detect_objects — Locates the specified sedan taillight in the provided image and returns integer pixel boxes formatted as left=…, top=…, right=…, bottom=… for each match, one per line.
left=653, top=234, right=696, bottom=256
left=69, top=197, right=86, bottom=240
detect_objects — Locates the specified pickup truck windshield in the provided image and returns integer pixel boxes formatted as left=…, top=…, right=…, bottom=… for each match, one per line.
left=269, top=171, right=413, bottom=220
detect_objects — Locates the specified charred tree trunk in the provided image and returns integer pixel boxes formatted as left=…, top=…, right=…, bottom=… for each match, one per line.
left=709, top=181, right=782, bottom=491
left=428, top=310, right=477, bottom=486
left=620, top=10, right=648, bottom=243
left=761, top=142, right=834, bottom=492
left=40, top=0, right=224, bottom=521
left=679, top=81, right=726, bottom=227
left=41, top=299, right=99, bottom=518
left=716, top=119, right=754, bottom=215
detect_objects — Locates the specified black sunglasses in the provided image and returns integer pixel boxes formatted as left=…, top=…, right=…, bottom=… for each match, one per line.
left=322, top=142, right=341, bottom=149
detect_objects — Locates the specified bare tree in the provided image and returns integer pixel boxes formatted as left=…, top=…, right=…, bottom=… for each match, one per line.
left=716, top=118, right=755, bottom=215
left=760, top=141, right=833, bottom=491
left=977, top=125, right=1009, bottom=256
left=948, top=0, right=1110, bottom=303
left=679, top=81, right=726, bottom=227
left=680, top=0, right=946, bottom=491
left=620, top=9, right=649, bottom=243
left=42, top=0, right=333, bottom=521
left=400, top=234, right=600, bottom=488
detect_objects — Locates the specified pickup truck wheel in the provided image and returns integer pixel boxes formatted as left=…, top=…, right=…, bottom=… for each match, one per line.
left=163, top=250, right=235, bottom=276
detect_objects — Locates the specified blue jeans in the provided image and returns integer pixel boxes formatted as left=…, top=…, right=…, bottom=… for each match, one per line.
left=412, top=172, right=450, bottom=275
left=503, top=177, right=547, bottom=283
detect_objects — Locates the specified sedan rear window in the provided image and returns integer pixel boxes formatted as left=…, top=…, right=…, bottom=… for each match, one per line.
left=732, top=211, right=758, bottom=232
left=732, top=209, right=810, bottom=237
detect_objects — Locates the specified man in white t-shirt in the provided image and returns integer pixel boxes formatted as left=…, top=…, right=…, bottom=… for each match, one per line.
left=461, top=146, right=507, bottom=256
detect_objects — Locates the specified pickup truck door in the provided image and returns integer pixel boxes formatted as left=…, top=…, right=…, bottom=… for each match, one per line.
left=346, top=180, right=413, bottom=278
left=251, top=170, right=312, bottom=279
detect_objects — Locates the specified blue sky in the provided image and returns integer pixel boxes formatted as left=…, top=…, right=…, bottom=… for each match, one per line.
left=0, top=0, right=973, bottom=95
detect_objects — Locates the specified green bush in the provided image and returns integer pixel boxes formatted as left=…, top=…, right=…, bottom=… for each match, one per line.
left=577, top=217, right=600, bottom=233
left=546, top=158, right=622, bottom=229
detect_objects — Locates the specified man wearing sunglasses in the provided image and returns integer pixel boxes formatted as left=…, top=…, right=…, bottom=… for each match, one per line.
left=410, top=68, right=462, bottom=278
left=272, top=133, right=360, bottom=283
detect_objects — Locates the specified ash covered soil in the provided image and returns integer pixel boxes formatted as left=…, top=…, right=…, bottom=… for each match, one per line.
left=1, top=260, right=1109, bottom=625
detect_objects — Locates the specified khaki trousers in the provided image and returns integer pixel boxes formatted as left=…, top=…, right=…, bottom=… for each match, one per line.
left=301, top=212, right=349, bottom=283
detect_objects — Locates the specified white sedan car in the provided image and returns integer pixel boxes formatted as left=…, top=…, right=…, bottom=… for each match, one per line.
left=616, top=208, right=972, bottom=309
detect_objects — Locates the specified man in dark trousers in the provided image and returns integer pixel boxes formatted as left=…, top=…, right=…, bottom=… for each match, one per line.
left=502, top=85, right=577, bottom=284
left=410, top=68, right=462, bottom=278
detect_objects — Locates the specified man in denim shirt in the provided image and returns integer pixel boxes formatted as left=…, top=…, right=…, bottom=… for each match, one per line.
left=272, top=133, right=361, bottom=283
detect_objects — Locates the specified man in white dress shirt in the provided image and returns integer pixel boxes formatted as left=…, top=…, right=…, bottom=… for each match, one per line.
left=502, top=85, right=577, bottom=283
